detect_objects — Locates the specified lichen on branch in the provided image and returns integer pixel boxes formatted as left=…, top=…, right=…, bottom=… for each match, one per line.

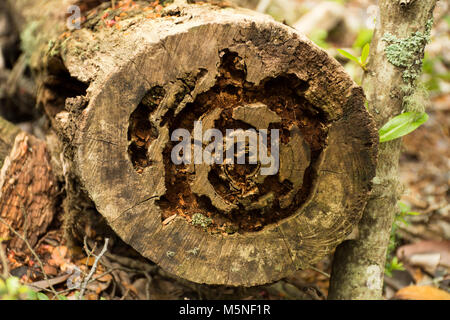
left=382, top=19, right=433, bottom=84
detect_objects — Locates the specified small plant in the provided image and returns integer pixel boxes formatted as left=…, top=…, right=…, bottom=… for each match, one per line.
left=396, top=201, right=421, bottom=225
left=385, top=202, right=421, bottom=277
left=379, top=111, right=428, bottom=143
left=385, top=257, right=404, bottom=277
left=337, top=43, right=370, bottom=71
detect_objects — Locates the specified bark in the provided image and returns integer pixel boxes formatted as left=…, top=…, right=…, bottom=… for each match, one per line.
left=328, top=0, right=438, bottom=300
left=8, top=0, right=377, bottom=286
left=0, top=117, right=58, bottom=251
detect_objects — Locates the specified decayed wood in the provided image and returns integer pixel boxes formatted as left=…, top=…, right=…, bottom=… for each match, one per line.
left=11, top=0, right=377, bottom=286
left=0, top=117, right=58, bottom=251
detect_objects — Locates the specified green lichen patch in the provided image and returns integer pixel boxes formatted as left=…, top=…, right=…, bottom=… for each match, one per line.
left=191, top=213, right=212, bottom=229
left=382, top=19, right=433, bottom=83
left=186, top=247, right=200, bottom=256
left=166, top=251, right=175, bottom=258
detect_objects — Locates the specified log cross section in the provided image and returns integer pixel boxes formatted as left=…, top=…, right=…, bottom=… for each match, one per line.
left=10, top=1, right=378, bottom=286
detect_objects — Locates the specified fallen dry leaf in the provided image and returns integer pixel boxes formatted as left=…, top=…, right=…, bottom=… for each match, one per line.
left=43, top=265, right=58, bottom=276
left=86, top=279, right=111, bottom=295
left=395, top=285, right=450, bottom=300
left=96, top=273, right=113, bottom=283
left=48, top=246, right=69, bottom=267
left=77, top=256, right=97, bottom=267
left=408, top=252, right=441, bottom=273
left=397, top=241, right=450, bottom=268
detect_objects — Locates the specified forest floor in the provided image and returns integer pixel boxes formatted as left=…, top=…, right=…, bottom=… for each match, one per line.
left=0, top=0, right=448, bottom=300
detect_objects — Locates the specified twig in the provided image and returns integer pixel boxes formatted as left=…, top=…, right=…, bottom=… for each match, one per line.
left=83, top=235, right=96, bottom=275
left=78, top=238, right=109, bottom=300
left=309, top=266, right=330, bottom=279
left=27, top=273, right=71, bottom=292
left=37, top=267, right=119, bottom=296
left=0, top=217, right=59, bottom=298
left=144, top=272, right=152, bottom=300
left=120, top=287, right=130, bottom=300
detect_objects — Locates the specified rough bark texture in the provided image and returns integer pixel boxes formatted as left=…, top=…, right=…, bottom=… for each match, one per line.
left=10, top=0, right=377, bottom=286
left=0, top=117, right=58, bottom=251
left=328, top=0, right=438, bottom=300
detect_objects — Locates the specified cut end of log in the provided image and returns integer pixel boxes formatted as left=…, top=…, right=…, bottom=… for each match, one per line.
left=26, top=3, right=377, bottom=286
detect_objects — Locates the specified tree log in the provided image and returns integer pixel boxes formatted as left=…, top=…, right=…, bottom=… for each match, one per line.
left=0, top=117, right=58, bottom=251
left=9, top=0, right=378, bottom=286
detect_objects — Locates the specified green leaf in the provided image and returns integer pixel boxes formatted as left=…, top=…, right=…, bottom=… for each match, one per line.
left=379, top=112, right=428, bottom=143
left=385, top=257, right=405, bottom=277
left=398, top=217, right=409, bottom=226
left=26, top=290, right=37, bottom=300
left=397, top=201, right=410, bottom=213
left=361, top=43, right=370, bottom=65
left=391, top=257, right=404, bottom=270
left=37, top=292, right=50, bottom=300
left=406, top=211, right=421, bottom=216
left=57, top=294, right=68, bottom=300
left=337, top=49, right=360, bottom=64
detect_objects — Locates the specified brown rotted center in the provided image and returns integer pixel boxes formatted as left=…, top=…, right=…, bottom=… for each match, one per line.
left=128, top=51, right=328, bottom=233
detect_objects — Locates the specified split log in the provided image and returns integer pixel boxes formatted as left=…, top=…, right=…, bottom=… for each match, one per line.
left=0, top=117, right=58, bottom=251
left=9, top=0, right=378, bottom=286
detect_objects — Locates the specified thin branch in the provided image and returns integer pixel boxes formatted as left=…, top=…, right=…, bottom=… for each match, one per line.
left=78, top=238, right=109, bottom=300
left=309, top=266, right=330, bottom=279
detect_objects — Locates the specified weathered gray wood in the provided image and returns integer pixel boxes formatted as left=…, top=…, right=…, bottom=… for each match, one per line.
left=11, top=0, right=377, bottom=286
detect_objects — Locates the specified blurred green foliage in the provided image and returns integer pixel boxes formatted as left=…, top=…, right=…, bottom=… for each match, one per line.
left=422, top=53, right=450, bottom=93
left=0, top=276, right=37, bottom=300
left=353, top=28, right=374, bottom=50
left=0, top=276, right=71, bottom=300
left=385, top=202, right=421, bottom=277
left=310, top=29, right=329, bottom=49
